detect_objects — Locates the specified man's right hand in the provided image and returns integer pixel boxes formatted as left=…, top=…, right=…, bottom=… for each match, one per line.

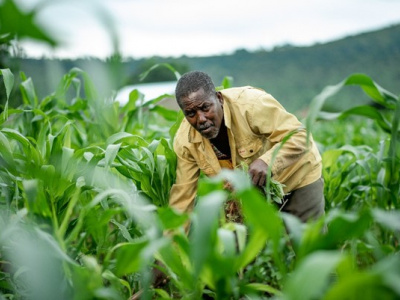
left=248, top=159, right=270, bottom=189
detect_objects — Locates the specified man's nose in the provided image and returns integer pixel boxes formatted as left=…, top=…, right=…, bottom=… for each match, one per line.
left=197, top=111, right=207, bottom=123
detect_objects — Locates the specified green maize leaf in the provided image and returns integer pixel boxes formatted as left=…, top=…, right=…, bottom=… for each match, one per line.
left=147, top=139, right=160, bottom=153
left=139, top=63, right=180, bottom=82
left=0, top=32, right=13, bottom=43
left=372, top=253, right=400, bottom=296
left=155, top=154, right=166, bottom=186
left=344, top=73, right=398, bottom=107
left=34, top=228, right=77, bottom=265
left=157, top=238, right=194, bottom=289
left=169, top=110, right=184, bottom=140
left=225, top=223, right=247, bottom=254
left=281, top=213, right=305, bottom=252
left=325, top=272, right=393, bottom=300
left=0, top=108, right=23, bottom=126
left=141, top=146, right=155, bottom=173
left=0, top=69, right=14, bottom=121
left=306, top=82, right=345, bottom=133
left=104, top=143, right=121, bottom=169
left=122, top=89, right=141, bottom=112
left=0, top=131, right=16, bottom=174
left=205, top=229, right=238, bottom=279
left=386, top=100, right=400, bottom=193
left=238, top=189, right=283, bottom=269
left=1, top=128, right=30, bottom=148
left=22, top=179, right=51, bottom=217
left=172, top=233, right=190, bottom=257
left=61, top=147, right=74, bottom=176
left=372, top=209, right=400, bottom=232
left=190, top=191, right=226, bottom=278
left=36, top=122, right=50, bottom=160
left=38, top=93, right=56, bottom=110
left=110, top=219, right=133, bottom=242
left=297, top=209, right=372, bottom=259
left=20, top=77, right=38, bottom=107
left=1, top=128, right=41, bottom=165
left=0, top=130, right=13, bottom=159
left=318, top=105, right=392, bottom=133
left=153, top=288, right=172, bottom=299
left=245, top=283, right=282, bottom=297
left=217, top=228, right=237, bottom=258
left=143, top=93, right=173, bottom=108
left=306, top=73, right=398, bottom=135
left=70, top=264, right=104, bottom=300
left=220, top=76, right=234, bottom=89
left=116, top=157, right=142, bottom=174
left=72, top=68, right=98, bottom=103
left=40, top=164, right=55, bottom=185
left=100, top=101, right=120, bottom=130
left=55, top=68, right=82, bottom=102
left=84, top=207, right=121, bottom=247
left=282, top=251, right=344, bottom=300
left=197, top=176, right=224, bottom=197
left=149, top=104, right=178, bottom=122
left=157, top=206, right=188, bottom=230
left=107, top=132, right=147, bottom=146
left=86, top=188, right=158, bottom=231
left=322, top=147, right=356, bottom=169
left=0, top=0, right=57, bottom=46
left=101, top=270, right=132, bottom=297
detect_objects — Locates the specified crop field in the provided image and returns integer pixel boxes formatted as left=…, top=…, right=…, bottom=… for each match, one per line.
left=1, top=64, right=399, bottom=299
left=1, top=1, right=400, bottom=299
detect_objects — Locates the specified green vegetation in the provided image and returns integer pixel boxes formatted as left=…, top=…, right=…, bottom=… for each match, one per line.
left=1, top=65, right=399, bottom=299
left=1, top=0, right=399, bottom=299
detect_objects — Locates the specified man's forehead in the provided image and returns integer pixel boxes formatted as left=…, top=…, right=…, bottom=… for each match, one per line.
left=183, top=89, right=214, bottom=105
left=187, top=88, right=208, bottom=99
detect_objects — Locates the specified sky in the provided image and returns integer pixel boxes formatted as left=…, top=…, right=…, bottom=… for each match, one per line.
left=17, top=0, right=400, bottom=59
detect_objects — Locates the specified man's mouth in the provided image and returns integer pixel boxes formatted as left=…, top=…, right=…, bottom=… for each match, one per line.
left=199, top=125, right=213, bottom=133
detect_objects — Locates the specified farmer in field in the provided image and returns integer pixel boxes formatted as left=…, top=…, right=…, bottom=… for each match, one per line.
left=169, top=70, right=324, bottom=222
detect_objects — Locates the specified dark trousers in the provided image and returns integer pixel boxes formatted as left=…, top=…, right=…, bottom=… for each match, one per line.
left=279, top=178, right=325, bottom=222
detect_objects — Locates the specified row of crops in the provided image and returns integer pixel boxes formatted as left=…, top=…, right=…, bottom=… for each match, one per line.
left=1, top=0, right=400, bottom=298
left=0, top=64, right=399, bottom=299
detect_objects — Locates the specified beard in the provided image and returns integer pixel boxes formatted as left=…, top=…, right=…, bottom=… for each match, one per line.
left=198, top=124, right=220, bottom=139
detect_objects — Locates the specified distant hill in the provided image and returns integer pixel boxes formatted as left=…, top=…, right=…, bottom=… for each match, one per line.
left=172, top=23, right=400, bottom=112
left=9, top=23, right=400, bottom=114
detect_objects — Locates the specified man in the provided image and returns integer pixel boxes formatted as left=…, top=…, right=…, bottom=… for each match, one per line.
left=169, top=71, right=324, bottom=222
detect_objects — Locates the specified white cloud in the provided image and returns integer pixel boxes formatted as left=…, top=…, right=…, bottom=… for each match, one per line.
left=17, top=0, right=400, bottom=58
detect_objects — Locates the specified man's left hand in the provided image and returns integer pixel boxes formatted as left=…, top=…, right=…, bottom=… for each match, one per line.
left=248, top=159, right=270, bottom=188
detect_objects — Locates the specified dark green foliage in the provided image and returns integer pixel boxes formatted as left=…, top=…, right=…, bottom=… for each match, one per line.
left=127, top=59, right=190, bottom=84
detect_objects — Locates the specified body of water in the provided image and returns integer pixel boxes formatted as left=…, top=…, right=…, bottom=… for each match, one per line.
left=115, top=81, right=177, bottom=105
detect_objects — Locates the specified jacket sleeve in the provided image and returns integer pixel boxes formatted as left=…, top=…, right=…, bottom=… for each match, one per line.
left=169, top=142, right=200, bottom=213
left=248, top=92, right=309, bottom=177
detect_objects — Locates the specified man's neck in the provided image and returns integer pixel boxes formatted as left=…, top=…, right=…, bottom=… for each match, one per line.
left=210, top=121, right=231, bottom=159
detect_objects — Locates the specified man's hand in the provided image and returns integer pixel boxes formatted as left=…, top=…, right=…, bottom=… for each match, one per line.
left=248, top=159, right=270, bottom=188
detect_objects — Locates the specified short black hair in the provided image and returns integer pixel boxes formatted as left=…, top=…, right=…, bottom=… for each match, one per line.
left=175, top=71, right=216, bottom=107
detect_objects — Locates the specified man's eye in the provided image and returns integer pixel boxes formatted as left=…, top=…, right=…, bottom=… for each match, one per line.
left=202, top=104, right=211, bottom=111
left=186, top=111, right=195, bottom=117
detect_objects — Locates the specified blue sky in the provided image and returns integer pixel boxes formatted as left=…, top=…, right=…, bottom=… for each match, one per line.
left=18, top=0, right=400, bottom=59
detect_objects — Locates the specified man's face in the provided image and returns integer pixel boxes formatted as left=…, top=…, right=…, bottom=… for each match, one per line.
left=180, top=88, right=224, bottom=139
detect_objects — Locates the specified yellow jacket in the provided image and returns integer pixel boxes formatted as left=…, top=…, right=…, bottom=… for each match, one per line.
left=169, top=86, right=322, bottom=212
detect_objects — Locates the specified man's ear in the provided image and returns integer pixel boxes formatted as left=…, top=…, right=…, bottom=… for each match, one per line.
left=216, top=91, right=224, bottom=105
